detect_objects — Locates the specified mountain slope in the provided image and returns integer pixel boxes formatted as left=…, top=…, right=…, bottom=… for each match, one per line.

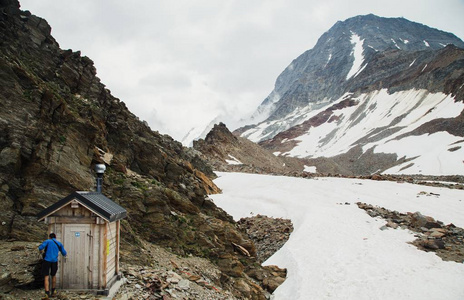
left=193, top=123, right=307, bottom=175
left=237, top=14, right=464, bottom=175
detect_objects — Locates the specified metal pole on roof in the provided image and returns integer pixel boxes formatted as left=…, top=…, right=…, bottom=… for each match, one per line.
left=95, top=164, right=106, bottom=193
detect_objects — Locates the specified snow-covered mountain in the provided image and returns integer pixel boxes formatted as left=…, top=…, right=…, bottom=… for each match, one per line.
left=236, top=14, right=464, bottom=175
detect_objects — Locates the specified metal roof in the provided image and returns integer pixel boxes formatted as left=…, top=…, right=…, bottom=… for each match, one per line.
left=37, top=191, right=127, bottom=222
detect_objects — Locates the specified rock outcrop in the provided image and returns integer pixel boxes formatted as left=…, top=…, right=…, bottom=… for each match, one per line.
left=193, top=122, right=309, bottom=174
left=357, top=202, right=464, bottom=263
left=237, top=215, right=293, bottom=264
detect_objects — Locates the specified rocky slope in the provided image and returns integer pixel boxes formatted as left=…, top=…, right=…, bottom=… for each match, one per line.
left=193, top=123, right=309, bottom=175
left=236, top=14, right=464, bottom=176
left=0, top=1, right=285, bottom=298
left=237, top=215, right=293, bottom=265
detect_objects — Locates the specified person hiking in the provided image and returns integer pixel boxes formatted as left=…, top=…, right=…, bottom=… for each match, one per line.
left=38, top=233, right=67, bottom=298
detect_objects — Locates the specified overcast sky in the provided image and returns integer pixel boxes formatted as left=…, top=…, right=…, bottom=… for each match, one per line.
left=20, top=0, right=464, bottom=143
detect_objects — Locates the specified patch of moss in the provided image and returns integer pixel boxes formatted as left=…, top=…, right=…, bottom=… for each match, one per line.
left=23, top=90, right=33, bottom=101
left=131, top=181, right=148, bottom=191
left=113, top=177, right=125, bottom=185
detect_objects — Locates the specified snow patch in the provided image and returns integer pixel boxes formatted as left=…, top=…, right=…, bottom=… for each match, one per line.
left=424, top=40, right=430, bottom=47
left=376, top=132, right=464, bottom=175
left=242, top=96, right=341, bottom=143
left=421, top=64, right=428, bottom=72
left=273, top=151, right=281, bottom=156
left=409, top=59, right=416, bottom=67
left=303, top=165, right=317, bottom=173
left=391, top=38, right=401, bottom=49
left=325, top=53, right=332, bottom=67
left=225, top=154, right=242, bottom=165
left=346, top=32, right=366, bottom=80
left=283, top=89, right=464, bottom=175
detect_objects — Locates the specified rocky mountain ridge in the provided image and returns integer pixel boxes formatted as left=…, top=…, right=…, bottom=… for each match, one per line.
left=193, top=123, right=464, bottom=187
left=236, top=14, right=464, bottom=176
left=0, top=1, right=285, bottom=298
left=244, top=14, right=464, bottom=128
left=193, top=123, right=308, bottom=174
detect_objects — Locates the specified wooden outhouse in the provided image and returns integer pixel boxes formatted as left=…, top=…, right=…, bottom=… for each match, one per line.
left=37, top=191, right=127, bottom=295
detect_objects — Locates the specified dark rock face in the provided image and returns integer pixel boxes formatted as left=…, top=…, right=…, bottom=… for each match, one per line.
left=0, top=1, right=282, bottom=297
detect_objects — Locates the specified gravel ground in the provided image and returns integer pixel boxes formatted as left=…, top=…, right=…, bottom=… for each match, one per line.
left=0, top=240, right=238, bottom=300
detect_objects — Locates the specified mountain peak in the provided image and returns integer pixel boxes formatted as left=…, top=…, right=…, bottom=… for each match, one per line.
left=237, top=15, right=464, bottom=175
left=245, top=15, right=464, bottom=129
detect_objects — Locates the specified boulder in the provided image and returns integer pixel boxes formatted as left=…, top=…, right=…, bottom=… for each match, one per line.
left=263, top=276, right=286, bottom=293
left=234, top=279, right=251, bottom=298
left=411, top=212, right=428, bottom=228
left=217, top=256, right=244, bottom=277
left=421, top=239, right=446, bottom=250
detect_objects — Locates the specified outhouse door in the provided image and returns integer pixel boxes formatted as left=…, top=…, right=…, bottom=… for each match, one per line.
left=62, top=224, right=91, bottom=289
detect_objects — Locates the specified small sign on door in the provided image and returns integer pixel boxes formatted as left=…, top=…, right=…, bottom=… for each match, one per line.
left=75, top=232, right=81, bottom=237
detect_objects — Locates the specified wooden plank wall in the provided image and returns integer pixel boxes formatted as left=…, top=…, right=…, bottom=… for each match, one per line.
left=55, top=203, right=92, bottom=218
left=115, top=220, right=120, bottom=274
left=90, top=223, right=101, bottom=288
left=106, top=221, right=117, bottom=283
left=99, top=223, right=106, bottom=289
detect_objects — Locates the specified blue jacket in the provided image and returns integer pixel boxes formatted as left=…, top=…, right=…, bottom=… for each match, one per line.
left=39, top=238, right=67, bottom=262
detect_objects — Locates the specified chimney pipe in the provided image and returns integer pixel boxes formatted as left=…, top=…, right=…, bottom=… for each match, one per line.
left=95, top=164, right=106, bottom=193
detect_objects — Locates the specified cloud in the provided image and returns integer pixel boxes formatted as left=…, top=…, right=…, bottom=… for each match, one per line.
left=20, top=0, right=464, bottom=142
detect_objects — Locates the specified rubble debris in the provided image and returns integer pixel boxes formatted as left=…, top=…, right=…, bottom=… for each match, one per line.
left=357, top=202, right=464, bottom=263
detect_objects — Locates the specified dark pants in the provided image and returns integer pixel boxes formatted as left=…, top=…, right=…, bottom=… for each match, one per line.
left=41, top=260, right=58, bottom=277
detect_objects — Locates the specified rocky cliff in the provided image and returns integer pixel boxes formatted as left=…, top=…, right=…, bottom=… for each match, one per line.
left=0, top=1, right=284, bottom=298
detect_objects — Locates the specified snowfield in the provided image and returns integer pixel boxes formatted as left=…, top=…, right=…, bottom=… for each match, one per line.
left=211, top=172, right=464, bottom=300
left=241, top=88, right=464, bottom=176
